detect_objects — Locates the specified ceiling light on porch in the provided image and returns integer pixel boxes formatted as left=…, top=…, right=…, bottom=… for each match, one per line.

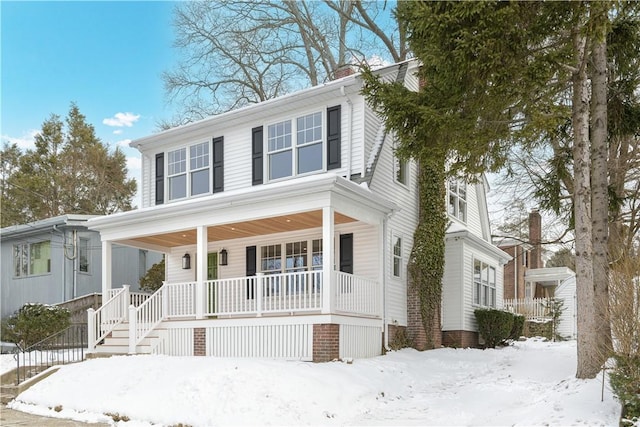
left=286, top=219, right=291, bottom=223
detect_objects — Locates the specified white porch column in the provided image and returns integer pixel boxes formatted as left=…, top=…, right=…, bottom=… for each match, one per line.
left=196, top=225, right=207, bottom=319
left=322, top=206, right=335, bottom=314
left=101, top=240, right=112, bottom=297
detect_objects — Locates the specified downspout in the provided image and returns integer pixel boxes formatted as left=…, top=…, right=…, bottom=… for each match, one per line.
left=514, top=247, right=518, bottom=300
left=52, top=225, right=66, bottom=302
left=382, top=212, right=391, bottom=351
left=340, top=85, right=353, bottom=180
left=72, top=230, right=77, bottom=298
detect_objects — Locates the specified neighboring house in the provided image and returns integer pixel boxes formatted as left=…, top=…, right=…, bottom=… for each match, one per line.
left=497, top=209, right=577, bottom=339
left=0, top=215, right=162, bottom=320
left=87, top=59, right=510, bottom=361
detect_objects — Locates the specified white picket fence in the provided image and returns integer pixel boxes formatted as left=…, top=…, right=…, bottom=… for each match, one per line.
left=503, top=297, right=552, bottom=320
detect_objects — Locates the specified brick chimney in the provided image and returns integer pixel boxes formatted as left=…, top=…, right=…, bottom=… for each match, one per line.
left=529, top=209, right=542, bottom=269
left=333, top=65, right=355, bottom=80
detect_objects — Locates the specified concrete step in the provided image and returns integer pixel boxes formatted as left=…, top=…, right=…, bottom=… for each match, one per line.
left=92, top=343, right=153, bottom=355
left=110, top=327, right=164, bottom=339
left=102, top=336, right=157, bottom=346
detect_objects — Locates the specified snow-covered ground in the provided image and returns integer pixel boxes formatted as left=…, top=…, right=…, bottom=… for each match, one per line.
left=7, top=338, right=621, bottom=426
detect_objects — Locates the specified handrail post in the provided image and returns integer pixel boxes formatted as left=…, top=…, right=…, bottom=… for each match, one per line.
left=161, top=283, right=168, bottom=319
left=256, top=273, right=263, bottom=317
left=122, top=285, right=130, bottom=320
left=87, top=308, right=95, bottom=351
left=196, top=280, right=204, bottom=319
left=128, top=305, right=137, bottom=354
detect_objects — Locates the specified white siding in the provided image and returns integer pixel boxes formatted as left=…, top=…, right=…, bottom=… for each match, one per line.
left=368, top=131, right=419, bottom=327
left=555, top=277, right=577, bottom=339
left=166, top=223, right=379, bottom=284
left=339, top=324, right=382, bottom=358
left=441, top=237, right=465, bottom=331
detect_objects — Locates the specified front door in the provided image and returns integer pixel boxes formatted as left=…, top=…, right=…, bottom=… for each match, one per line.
left=208, top=253, right=218, bottom=314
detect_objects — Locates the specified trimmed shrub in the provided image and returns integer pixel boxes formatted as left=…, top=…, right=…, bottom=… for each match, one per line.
left=610, top=355, right=640, bottom=422
left=474, top=308, right=513, bottom=348
left=508, top=314, right=525, bottom=340
left=1, top=303, right=71, bottom=350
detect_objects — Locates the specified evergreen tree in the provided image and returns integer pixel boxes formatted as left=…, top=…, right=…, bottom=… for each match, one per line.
left=363, top=1, right=637, bottom=378
left=1, top=103, right=136, bottom=227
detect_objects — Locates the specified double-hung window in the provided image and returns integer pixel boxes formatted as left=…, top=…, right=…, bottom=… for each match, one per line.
left=167, top=142, right=210, bottom=200
left=268, top=111, right=323, bottom=180
left=260, top=239, right=323, bottom=294
left=392, top=235, right=402, bottom=278
left=14, top=241, right=51, bottom=277
left=473, top=259, right=496, bottom=307
left=448, top=180, right=467, bottom=222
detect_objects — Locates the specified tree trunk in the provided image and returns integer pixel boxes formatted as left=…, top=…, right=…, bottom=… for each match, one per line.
left=572, top=27, right=599, bottom=379
left=590, top=4, right=612, bottom=363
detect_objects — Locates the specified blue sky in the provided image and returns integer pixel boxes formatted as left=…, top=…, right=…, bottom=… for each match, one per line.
left=1, top=1, right=178, bottom=204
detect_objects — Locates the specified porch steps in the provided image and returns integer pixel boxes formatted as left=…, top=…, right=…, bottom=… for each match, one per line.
left=91, top=322, right=165, bottom=355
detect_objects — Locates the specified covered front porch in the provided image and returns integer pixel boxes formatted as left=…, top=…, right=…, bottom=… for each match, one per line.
left=87, top=174, right=396, bottom=360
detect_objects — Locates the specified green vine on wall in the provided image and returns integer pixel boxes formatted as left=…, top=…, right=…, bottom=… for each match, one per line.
left=408, top=155, right=447, bottom=349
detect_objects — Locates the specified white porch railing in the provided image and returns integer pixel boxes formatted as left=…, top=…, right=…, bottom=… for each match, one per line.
left=128, top=285, right=165, bottom=353
left=88, top=285, right=129, bottom=351
left=93, top=271, right=380, bottom=353
left=335, top=271, right=380, bottom=317
left=503, top=297, right=551, bottom=320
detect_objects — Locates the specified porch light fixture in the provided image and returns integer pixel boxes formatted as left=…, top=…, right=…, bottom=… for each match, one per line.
left=182, top=253, right=191, bottom=270
left=220, top=249, right=228, bottom=266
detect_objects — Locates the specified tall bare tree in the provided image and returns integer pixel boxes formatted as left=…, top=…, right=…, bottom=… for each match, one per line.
left=162, top=0, right=405, bottom=126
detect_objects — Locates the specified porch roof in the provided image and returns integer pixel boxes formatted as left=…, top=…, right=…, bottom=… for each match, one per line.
left=88, top=173, right=397, bottom=249
left=525, top=267, right=575, bottom=287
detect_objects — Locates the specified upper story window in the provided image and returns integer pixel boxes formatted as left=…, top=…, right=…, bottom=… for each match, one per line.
left=167, top=142, right=210, bottom=201
left=395, top=155, right=408, bottom=185
left=14, top=241, right=51, bottom=277
left=448, top=180, right=467, bottom=222
left=267, top=111, right=323, bottom=181
left=473, top=259, right=496, bottom=307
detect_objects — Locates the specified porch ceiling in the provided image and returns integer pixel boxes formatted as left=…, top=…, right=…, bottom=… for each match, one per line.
left=128, top=210, right=357, bottom=248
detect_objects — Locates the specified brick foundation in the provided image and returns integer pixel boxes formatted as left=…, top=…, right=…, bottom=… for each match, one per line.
left=406, top=279, right=442, bottom=350
left=313, top=324, right=339, bottom=362
left=194, top=327, right=206, bottom=356
left=441, top=330, right=479, bottom=348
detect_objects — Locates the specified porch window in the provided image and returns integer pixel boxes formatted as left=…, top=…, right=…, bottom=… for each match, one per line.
left=473, top=259, right=496, bottom=307
left=167, top=142, right=210, bottom=201
left=392, top=235, right=402, bottom=278
left=267, top=111, right=323, bottom=180
left=14, top=241, right=51, bottom=277
left=79, top=238, right=90, bottom=273
left=260, top=239, right=323, bottom=293
left=448, top=180, right=467, bottom=222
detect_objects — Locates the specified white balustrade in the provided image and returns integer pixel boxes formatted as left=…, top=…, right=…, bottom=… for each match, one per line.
left=87, top=285, right=130, bottom=351
left=503, top=298, right=551, bottom=320
left=335, top=271, right=380, bottom=317
left=129, top=285, right=165, bottom=353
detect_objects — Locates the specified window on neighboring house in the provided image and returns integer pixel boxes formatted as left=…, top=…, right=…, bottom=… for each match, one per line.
left=522, top=249, right=528, bottom=267
left=268, top=112, right=323, bottom=180
left=392, top=235, right=402, bottom=278
left=473, top=259, right=496, bottom=307
left=167, top=142, right=210, bottom=201
left=79, top=238, right=89, bottom=273
left=448, top=180, right=467, bottom=222
left=14, top=241, right=51, bottom=277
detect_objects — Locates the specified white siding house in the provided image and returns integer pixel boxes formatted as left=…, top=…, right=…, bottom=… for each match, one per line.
left=87, top=59, right=509, bottom=360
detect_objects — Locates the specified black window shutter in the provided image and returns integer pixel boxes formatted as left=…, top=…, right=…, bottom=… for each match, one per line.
left=212, top=136, right=224, bottom=193
left=339, top=233, right=353, bottom=274
left=251, top=126, right=263, bottom=185
left=155, top=153, right=164, bottom=205
left=327, top=105, right=341, bottom=170
left=246, top=245, right=257, bottom=299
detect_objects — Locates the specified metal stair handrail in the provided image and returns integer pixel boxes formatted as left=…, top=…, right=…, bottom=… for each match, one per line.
left=13, top=323, right=87, bottom=385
